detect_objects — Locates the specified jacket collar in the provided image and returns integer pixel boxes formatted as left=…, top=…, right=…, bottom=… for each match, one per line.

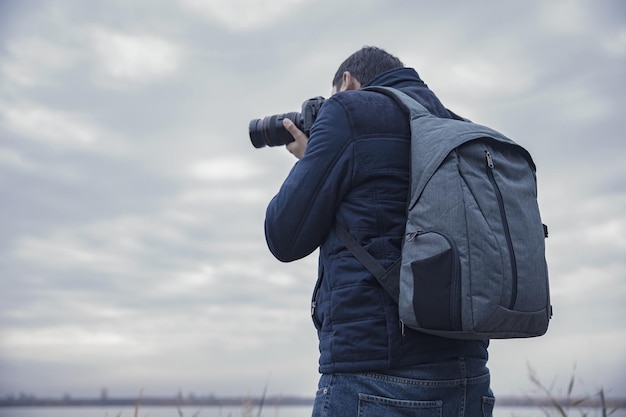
left=364, top=67, right=425, bottom=89
left=364, top=67, right=453, bottom=119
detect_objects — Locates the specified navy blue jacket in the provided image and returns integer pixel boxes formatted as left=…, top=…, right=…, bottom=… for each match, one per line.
left=265, top=68, right=488, bottom=374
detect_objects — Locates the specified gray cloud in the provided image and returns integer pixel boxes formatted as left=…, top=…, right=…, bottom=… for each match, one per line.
left=1, top=0, right=625, bottom=400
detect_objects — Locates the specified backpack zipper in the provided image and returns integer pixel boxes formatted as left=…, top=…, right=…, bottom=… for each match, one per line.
left=439, top=232, right=462, bottom=330
left=485, top=150, right=518, bottom=309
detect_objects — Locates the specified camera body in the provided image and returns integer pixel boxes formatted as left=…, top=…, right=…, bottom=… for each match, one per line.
left=249, top=96, right=326, bottom=149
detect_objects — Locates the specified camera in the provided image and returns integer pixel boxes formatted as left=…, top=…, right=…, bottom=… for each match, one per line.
left=249, top=96, right=325, bottom=148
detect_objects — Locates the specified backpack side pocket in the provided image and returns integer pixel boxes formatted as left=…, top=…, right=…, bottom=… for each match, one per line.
left=399, top=231, right=461, bottom=331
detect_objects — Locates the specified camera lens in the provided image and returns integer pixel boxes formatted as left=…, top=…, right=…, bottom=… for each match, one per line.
left=249, top=112, right=300, bottom=148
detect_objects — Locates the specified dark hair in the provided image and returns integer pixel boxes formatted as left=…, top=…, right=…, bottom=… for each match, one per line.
left=332, top=46, right=404, bottom=90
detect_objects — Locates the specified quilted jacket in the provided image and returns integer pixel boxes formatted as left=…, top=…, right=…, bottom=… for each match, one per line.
left=265, top=67, right=488, bottom=373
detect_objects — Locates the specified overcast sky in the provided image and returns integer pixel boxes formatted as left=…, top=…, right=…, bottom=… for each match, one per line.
left=1, top=0, right=625, bottom=401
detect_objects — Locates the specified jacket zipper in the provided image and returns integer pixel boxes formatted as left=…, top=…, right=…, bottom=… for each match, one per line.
left=311, top=271, right=323, bottom=329
left=485, top=150, right=518, bottom=309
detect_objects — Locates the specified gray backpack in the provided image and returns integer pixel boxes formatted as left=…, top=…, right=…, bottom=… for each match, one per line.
left=337, top=86, right=551, bottom=339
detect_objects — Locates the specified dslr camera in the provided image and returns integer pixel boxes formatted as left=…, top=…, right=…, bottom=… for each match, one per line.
left=249, top=96, right=325, bottom=148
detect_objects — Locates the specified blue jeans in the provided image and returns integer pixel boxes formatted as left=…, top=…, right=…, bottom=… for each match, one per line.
left=311, top=358, right=494, bottom=417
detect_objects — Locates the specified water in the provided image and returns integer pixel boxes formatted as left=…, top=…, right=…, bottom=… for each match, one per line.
left=0, top=405, right=309, bottom=417
left=0, top=406, right=623, bottom=417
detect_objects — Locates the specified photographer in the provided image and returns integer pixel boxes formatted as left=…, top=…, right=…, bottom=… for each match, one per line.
left=264, top=46, right=493, bottom=417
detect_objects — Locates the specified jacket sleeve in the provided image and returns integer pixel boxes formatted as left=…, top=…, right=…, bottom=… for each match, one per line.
left=265, top=97, right=353, bottom=262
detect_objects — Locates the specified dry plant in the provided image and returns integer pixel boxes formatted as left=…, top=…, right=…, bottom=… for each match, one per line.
left=108, top=384, right=269, bottom=417
left=526, top=364, right=620, bottom=417
left=230, top=384, right=268, bottom=417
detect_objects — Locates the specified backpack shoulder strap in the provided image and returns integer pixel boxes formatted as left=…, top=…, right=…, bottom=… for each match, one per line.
left=335, top=224, right=400, bottom=303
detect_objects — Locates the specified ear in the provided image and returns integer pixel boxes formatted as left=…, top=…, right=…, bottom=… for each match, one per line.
left=340, top=71, right=362, bottom=92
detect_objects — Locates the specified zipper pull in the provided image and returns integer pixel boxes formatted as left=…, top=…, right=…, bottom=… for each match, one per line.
left=485, top=150, right=494, bottom=168
left=406, top=230, right=422, bottom=242
left=311, top=300, right=316, bottom=316
left=400, top=319, right=406, bottom=337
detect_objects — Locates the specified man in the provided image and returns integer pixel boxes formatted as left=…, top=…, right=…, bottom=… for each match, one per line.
left=265, top=46, right=494, bottom=417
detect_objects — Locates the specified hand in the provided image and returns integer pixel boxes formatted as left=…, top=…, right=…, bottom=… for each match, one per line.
left=283, top=118, right=308, bottom=159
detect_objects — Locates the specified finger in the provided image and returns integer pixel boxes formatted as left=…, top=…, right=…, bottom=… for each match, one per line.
left=282, top=118, right=295, bottom=134
left=282, top=119, right=307, bottom=140
left=282, top=118, right=294, bottom=129
left=286, top=142, right=305, bottom=160
left=286, top=141, right=297, bottom=154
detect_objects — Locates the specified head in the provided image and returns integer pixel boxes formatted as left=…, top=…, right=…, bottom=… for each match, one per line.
left=331, top=46, right=404, bottom=94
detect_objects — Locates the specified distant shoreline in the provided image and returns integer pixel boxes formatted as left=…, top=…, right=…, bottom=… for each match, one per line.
left=0, top=395, right=309, bottom=408
left=1, top=395, right=625, bottom=409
